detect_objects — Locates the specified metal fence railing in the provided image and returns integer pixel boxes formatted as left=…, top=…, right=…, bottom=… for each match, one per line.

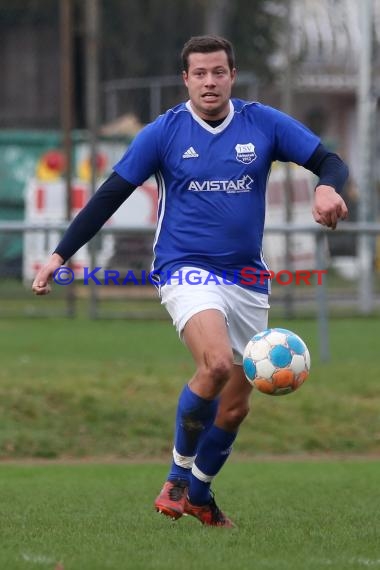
left=1, top=221, right=380, bottom=361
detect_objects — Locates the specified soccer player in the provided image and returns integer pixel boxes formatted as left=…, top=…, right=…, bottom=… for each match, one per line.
left=32, top=35, right=349, bottom=527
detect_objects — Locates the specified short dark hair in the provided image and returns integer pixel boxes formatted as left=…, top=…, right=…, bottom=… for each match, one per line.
left=181, top=35, right=236, bottom=72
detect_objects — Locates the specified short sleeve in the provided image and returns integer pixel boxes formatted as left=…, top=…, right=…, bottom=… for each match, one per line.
left=263, top=105, right=320, bottom=165
left=113, top=121, right=161, bottom=186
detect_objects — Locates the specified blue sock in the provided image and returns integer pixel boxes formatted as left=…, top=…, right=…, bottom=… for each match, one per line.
left=168, top=384, right=218, bottom=483
left=188, top=425, right=237, bottom=505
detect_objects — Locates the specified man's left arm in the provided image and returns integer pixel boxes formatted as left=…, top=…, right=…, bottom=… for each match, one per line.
left=303, top=144, right=349, bottom=230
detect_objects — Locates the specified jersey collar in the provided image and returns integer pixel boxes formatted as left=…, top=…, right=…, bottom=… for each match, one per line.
left=185, top=100, right=234, bottom=134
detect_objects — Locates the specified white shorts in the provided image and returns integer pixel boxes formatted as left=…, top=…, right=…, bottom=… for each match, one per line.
left=160, top=266, right=270, bottom=365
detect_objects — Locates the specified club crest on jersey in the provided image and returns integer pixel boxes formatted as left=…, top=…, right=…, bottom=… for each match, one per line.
left=235, top=143, right=257, bottom=164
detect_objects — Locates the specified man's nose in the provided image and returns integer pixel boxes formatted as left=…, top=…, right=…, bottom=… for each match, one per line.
left=204, top=73, right=216, bottom=86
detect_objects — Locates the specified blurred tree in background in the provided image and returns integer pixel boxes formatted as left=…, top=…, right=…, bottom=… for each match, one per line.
left=101, top=0, right=282, bottom=80
left=0, top=0, right=283, bottom=128
left=100, top=0, right=282, bottom=122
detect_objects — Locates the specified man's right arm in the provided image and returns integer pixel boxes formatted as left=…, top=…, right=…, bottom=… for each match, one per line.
left=32, top=171, right=136, bottom=295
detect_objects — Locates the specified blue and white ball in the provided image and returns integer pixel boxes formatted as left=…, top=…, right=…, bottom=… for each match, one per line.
left=243, top=328, right=311, bottom=395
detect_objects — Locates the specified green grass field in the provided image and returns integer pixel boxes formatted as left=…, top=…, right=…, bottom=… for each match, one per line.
left=0, top=460, right=379, bottom=570
left=0, top=316, right=379, bottom=458
left=0, top=315, right=379, bottom=569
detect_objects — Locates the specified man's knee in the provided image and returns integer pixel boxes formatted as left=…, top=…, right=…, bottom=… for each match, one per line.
left=204, top=354, right=234, bottom=387
left=189, top=351, right=234, bottom=399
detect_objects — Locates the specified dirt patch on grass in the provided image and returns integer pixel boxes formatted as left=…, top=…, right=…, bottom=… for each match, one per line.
left=1, top=452, right=379, bottom=466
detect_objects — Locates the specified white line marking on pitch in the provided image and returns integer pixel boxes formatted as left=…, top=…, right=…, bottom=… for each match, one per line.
left=21, top=552, right=57, bottom=565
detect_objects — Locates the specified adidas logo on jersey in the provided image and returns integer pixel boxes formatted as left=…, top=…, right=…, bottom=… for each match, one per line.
left=182, top=146, right=199, bottom=159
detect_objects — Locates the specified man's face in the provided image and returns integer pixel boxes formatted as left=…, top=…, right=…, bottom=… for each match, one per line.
left=183, top=50, right=236, bottom=121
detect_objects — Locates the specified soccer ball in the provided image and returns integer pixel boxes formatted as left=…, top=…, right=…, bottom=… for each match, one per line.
left=243, top=328, right=310, bottom=396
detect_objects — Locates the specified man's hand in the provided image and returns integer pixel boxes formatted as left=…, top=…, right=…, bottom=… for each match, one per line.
left=32, top=253, right=64, bottom=295
left=312, top=185, right=348, bottom=230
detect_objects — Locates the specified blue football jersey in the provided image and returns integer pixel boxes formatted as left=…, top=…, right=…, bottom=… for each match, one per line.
left=113, top=98, right=320, bottom=294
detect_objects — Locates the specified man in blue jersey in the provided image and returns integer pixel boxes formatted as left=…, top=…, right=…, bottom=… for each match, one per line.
left=32, top=35, right=349, bottom=528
